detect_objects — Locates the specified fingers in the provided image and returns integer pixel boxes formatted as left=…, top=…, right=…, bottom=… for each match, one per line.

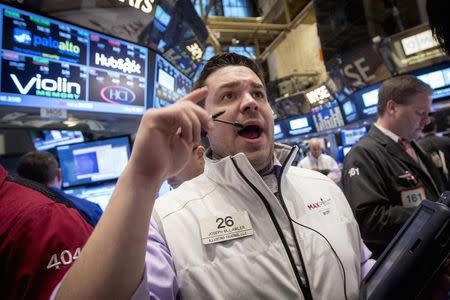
left=180, top=87, right=208, bottom=105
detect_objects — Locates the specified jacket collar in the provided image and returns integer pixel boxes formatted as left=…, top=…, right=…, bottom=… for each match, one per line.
left=204, top=143, right=297, bottom=183
left=369, top=125, right=416, bottom=165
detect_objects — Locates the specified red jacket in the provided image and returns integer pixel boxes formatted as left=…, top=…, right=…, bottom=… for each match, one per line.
left=0, top=165, right=93, bottom=300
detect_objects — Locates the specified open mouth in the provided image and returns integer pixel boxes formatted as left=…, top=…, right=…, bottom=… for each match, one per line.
left=238, top=125, right=263, bottom=139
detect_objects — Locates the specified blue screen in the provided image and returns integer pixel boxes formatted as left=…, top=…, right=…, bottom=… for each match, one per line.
left=56, top=136, right=131, bottom=188
left=0, top=4, right=149, bottom=115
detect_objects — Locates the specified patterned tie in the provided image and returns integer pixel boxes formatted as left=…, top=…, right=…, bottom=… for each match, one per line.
left=398, top=138, right=419, bottom=164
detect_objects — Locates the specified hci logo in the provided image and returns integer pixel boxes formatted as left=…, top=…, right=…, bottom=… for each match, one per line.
left=13, top=28, right=32, bottom=45
left=100, top=86, right=136, bottom=104
left=14, top=28, right=80, bottom=56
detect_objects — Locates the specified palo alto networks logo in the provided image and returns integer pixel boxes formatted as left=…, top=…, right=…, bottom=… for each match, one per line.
left=13, top=28, right=32, bottom=45
left=100, top=86, right=136, bottom=104
left=10, top=73, right=81, bottom=100
left=14, top=29, right=80, bottom=56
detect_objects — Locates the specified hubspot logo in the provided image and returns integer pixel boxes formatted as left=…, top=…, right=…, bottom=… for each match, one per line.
left=100, top=86, right=136, bottom=104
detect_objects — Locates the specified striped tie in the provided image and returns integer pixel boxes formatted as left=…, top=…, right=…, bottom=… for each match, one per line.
left=398, top=138, right=419, bottom=164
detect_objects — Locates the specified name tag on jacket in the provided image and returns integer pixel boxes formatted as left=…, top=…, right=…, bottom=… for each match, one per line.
left=200, top=211, right=254, bottom=245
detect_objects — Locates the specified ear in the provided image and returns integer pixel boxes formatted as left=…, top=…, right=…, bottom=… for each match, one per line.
left=386, top=99, right=397, bottom=115
left=56, top=168, right=62, bottom=184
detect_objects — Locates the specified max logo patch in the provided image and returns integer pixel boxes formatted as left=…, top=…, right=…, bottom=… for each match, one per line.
left=307, top=198, right=332, bottom=215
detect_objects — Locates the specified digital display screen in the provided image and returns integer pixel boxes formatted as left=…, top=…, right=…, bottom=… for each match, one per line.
left=32, top=130, right=84, bottom=151
left=56, top=136, right=131, bottom=188
left=153, top=53, right=192, bottom=108
left=274, top=121, right=285, bottom=140
left=140, top=1, right=208, bottom=78
left=400, top=30, right=439, bottom=56
left=341, top=127, right=367, bottom=146
left=64, top=182, right=115, bottom=211
left=362, top=89, right=379, bottom=108
left=354, top=84, right=381, bottom=118
left=341, top=99, right=359, bottom=123
left=416, top=66, right=450, bottom=99
left=287, top=115, right=315, bottom=136
left=311, top=99, right=345, bottom=132
left=0, top=4, right=149, bottom=115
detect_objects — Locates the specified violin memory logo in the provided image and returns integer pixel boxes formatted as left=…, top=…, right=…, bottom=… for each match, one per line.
left=10, top=74, right=81, bottom=99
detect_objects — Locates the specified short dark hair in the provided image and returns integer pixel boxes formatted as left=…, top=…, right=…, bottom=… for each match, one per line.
left=17, top=151, right=59, bottom=185
left=193, top=53, right=265, bottom=90
left=377, top=75, right=433, bottom=116
left=427, top=0, right=450, bottom=54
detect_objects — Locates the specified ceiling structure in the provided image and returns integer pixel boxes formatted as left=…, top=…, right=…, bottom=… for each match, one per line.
left=199, top=0, right=314, bottom=61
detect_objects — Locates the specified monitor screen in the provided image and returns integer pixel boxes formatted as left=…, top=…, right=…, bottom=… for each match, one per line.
left=341, top=127, right=367, bottom=146
left=287, top=114, right=315, bottom=136
left=139, top=0, right=208, bottom=78
left=64, top=182, right=116, bottom=211
left=416, top=66, right=450, bottom=100
left=274, top=121, right=286, bottom=140
left=354, top=84, right=381, bottom=118
left=153, top=53, right=192, bottom=108
left=32, top=130, right=84, bottom=151
left=0, top=4, right=149, bottom=115
left=311, top=99, right=345, bottom=132
left=56, top=136, right=131, bottom=188
left=341, top=99, right=359, bottom=123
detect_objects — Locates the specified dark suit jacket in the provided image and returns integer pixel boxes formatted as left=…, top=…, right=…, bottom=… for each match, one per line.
left=342, top=126, right=445, bottom=257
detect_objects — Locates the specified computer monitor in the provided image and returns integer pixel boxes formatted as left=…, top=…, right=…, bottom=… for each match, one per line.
left=64, top=182, right=116, bottom=211
left=56, top=136, right=131, bottom=188
left=0, top=3, right=149, bottom=115
left=341, top=127, right=367, bottom=146
left=353, top=83, right=381, bottom=118
left=341, top=99, right=360, bottom=124
left=286, top=114, right=316, bottom=136
left=31, top=130, right=84, bottom=151
left=152, top=53, right=192, bottom=108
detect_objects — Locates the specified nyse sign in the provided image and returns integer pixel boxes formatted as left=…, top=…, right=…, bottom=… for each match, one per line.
left=117, top=0, right=155, bottom=14
left=341, top=57, right=375, bottom=89
left=339, top=44, right=390, bottom=89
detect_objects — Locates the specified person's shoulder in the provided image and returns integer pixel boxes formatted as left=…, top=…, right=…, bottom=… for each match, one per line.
left=154, top=174, right=216, bottom=217
left=0, top=179, right=92, bottom=299
left=288, top=165, right=334, bottom=183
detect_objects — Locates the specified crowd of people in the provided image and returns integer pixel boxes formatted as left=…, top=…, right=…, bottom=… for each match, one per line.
left=1, top=0, right=449, bottom=298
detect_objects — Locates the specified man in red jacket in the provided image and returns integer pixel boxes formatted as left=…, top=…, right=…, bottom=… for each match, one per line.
left=0, top=164, right=93, bottom=299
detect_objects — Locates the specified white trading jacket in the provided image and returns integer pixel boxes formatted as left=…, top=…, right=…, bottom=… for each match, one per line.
left=153, top=143, right=362, bottom=299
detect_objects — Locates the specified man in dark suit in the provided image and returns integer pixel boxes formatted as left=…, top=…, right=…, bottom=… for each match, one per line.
left=342, top=75, right=445, bottom=258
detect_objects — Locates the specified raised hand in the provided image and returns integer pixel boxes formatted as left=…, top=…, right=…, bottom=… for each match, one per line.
left=127, top=87, right=212, bottom=184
